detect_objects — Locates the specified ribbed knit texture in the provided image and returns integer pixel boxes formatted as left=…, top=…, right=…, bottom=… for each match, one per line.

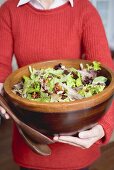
left=0, top=0, right=114, bottom=169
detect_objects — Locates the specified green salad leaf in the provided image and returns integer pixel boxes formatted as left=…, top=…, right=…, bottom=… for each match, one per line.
left=12, top=61, right=108, bottom=102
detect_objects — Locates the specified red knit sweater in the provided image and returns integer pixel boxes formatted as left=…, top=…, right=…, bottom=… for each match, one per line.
left=0, top=0, right=114, bottom=169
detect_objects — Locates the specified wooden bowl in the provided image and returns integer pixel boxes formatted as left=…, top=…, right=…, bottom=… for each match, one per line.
left=3, top=59, right=114, bottom=136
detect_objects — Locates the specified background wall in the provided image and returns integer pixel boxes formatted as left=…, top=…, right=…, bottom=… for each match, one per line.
left=91, top=0, right=114, bottom=50
left=0, top=0, right=4, bottom=4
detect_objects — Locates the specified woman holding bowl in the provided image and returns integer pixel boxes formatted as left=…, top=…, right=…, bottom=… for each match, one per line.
left=0, top=0, right=114, bottom=169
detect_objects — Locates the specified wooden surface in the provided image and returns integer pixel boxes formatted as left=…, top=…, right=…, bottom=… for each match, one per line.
left=0, top=119, right=114, bottom=170
left=0, top=119, right=18, bottom=170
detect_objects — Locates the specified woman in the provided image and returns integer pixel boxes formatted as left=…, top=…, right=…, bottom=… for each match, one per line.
left=0, top=0, right=114, bottom=169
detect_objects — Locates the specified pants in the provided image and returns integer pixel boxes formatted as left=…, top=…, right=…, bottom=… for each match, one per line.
left=20, top=167, right=89, bottom=170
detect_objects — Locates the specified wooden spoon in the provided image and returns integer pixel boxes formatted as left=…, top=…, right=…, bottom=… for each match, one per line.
left=0, top=94, right=53, bottom=144
left=17, top=127, right=51, bottom=156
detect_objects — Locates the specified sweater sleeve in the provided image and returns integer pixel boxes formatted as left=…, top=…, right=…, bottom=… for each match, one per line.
left=0, top=3, right=13, bottom=83
left=81, top=0, right=114, bottom=145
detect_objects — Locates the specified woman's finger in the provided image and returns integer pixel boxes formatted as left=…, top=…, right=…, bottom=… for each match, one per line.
left=54, top=136, right=97, bottom=148
left=53, top=136, right=84, bottom=148
left=0, top=106, right=10, bottom=119
left=79, top=125, right=104, bottom=139
left=0, top=106, right=6, bottom=114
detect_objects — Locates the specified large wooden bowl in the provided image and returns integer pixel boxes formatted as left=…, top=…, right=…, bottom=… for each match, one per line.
left=4, top=59, right=114, bottom=136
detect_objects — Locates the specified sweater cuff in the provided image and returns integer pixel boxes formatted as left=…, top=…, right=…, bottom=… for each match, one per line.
left=95, top=120, right=113, bottom=146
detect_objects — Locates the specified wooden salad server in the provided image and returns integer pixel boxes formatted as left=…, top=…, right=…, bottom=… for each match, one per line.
left=18, top=127, right=51, bottom=156
left=0, top=94, right=54, bottom=155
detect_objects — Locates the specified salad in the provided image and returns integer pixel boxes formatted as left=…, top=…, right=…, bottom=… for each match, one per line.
left=12, top=61, right=108, bottom=102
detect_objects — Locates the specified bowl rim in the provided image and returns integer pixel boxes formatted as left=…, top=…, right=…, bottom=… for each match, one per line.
left=4, top=59, right=114, bottom=113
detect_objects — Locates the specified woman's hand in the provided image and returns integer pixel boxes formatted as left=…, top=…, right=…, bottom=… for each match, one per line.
left=53, top=124, right=105, bottom=148
left=0, top=83, right=10, bottom=119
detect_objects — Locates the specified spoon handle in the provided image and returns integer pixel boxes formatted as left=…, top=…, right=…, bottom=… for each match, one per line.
left=17, top=126, right=51, bottom=156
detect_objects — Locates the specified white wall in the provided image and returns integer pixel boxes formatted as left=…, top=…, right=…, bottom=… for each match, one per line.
left=0, top=0, right=5, bottom=4
left=91, top=0, right=114, bottom=49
